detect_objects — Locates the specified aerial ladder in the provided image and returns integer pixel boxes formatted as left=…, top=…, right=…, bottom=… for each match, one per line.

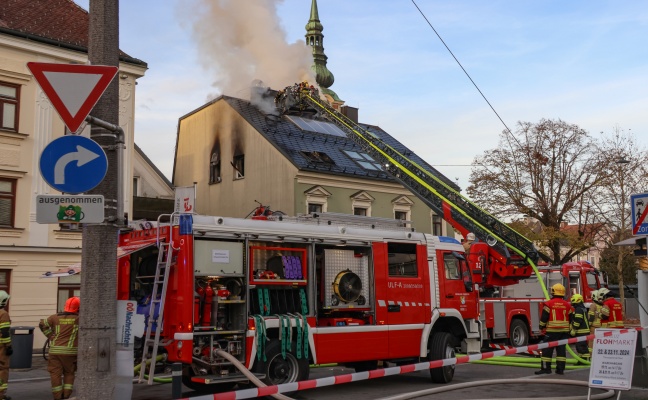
left=276, top=85, right=540, bottom=287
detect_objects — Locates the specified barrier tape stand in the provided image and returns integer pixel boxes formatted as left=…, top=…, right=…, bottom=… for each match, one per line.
left=182, top=326, right=645, bottom=400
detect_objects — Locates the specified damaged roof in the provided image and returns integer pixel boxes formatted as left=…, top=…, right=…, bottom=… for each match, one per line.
left=0, top=0, right=146, bottom=66
left=191, top=94, right=459, bottom=190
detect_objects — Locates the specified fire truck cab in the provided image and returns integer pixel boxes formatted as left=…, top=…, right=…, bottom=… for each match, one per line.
left=118, top=213, right=483, bottom=391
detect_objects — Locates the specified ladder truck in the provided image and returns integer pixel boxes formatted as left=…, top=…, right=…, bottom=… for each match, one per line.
left=119, top=83, right=545, bottom=393
left=481, top=261, right=605, bottom=347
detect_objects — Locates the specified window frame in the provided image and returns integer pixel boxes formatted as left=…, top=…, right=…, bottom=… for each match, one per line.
left=387, top=242, right=419, bottom=278
left=0, top=177, right=17, bottom=228
left=233, top=154, right=245, bottom=180
left=0, top=81, right=20, bottom=132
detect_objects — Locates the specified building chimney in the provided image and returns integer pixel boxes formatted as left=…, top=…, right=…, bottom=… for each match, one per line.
left=340, top=105, right=358, bottom=124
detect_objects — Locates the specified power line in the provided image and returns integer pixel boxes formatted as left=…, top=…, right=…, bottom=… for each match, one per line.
left=410, top=0, right=516, bottom=138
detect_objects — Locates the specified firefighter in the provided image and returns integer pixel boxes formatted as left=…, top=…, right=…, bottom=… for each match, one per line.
left=588, top=289, right=604, bottom=355
left=569, top=293, right=590, bottom=360
left=39, top=297, right=80, bottom=400
left=0, top=290, right=11, bottom=400
left=600, top=288, right=624, bottom=329
left=463, top=232, right=475, bottom=252
left=536, top=283, right=570, bottom=375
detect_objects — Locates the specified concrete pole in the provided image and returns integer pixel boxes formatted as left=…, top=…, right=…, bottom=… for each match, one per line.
left=76, top=0, right=120, bottom=398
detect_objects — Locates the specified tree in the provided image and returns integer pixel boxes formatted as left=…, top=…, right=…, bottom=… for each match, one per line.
left=590, top=126, right=648, bottom=309
left=466, top=119, right=610, bottom=265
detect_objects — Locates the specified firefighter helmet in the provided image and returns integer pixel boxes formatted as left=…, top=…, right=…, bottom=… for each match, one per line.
left=570, top=293, right=584, bottom=304
left=598, top=287, right=610, bottom=299
left=466, top=232, right=476, bottom=241
left=591, top=289, right=600, bottom=303
left=551, top=283, right=566, bottom=297
left=64, top=296, right=80, bottom=313
left=0, top=290, right=9, bottom=308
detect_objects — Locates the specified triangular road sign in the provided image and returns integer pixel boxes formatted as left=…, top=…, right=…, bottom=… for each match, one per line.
left=27, top=62, right=118, bottom=133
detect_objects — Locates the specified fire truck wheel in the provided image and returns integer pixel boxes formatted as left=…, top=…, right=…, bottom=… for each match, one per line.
left=254, top=339, right=310, bottom=387
left=509, top=319, right=529, bottom=347
left=181, top=365, right=236, bottom=393
left=428, top=332, right=455, bottom=383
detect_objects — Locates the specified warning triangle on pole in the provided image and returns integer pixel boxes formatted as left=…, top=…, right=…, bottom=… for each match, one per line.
left=27, top=62, right=118, bottom=133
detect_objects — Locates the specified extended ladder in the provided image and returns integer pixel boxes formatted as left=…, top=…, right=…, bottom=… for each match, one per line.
left=283, top=89, right=538, bottom=264
left=138, top=237, right=174, bottom=384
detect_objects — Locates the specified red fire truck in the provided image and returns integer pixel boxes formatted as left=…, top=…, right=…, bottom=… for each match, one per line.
left=120, top=85, right=545, bottom=392
left=118, top=211, right=538, bottom=391
left=479, top=261, right=605, bottom=347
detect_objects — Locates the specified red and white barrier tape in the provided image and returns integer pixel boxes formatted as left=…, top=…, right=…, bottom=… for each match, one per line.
left=190, top=326, right=646, bottom=400
left=489, top=342, right=542, bottom=356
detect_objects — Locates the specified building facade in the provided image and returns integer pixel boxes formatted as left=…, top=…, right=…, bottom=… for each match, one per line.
left=0, top=0, right=151, bottom=347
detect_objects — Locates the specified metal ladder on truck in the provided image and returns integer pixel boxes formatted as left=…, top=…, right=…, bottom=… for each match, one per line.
left=138, top=215, right=176, bottom=384
left=284, top=88, right=538, bottom=265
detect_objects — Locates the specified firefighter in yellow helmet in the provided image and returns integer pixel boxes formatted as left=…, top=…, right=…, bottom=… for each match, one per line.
left=39, top=297, right=80, bottom=400
left=536, top=283, right=570, bottom=375
left=569, top=293, right=590, bottom=360
left=0, top=290, right=11, bottom=400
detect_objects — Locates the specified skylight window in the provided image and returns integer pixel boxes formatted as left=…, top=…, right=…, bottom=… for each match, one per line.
left=301, top=151, right=335, bottom=165
left=343, top=150, right=383, bottom=171
left=286, top=115, right=346, bottom=137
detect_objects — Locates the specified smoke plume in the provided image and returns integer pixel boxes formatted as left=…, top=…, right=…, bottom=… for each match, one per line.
left=180, top=0, right=316, bottom=100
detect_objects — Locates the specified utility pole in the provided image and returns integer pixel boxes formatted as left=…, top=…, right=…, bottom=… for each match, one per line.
left=76, top=0, right=120, bottom=397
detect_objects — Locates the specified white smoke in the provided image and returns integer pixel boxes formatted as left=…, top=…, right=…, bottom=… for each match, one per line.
left=179, top=0, right=316, bottom=100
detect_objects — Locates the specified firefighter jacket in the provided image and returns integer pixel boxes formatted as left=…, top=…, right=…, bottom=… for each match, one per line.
left=601, top=298, right=624, bottom=328
left=539, top=297, right=571, bottom=333
left=588, top=302, right=603, bottom=328
left=39, top=312, right=79, bottom=355
left=0, top=309, right=9, bottom=346
left=570, top=303, right=590, bottom=336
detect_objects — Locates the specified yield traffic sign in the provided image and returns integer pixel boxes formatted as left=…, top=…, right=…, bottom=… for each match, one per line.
left=39, top=135, right=108, bottom=194
left=26, top=62, right=118, bottom=133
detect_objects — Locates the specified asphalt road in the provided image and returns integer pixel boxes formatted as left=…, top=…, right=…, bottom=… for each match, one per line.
left=9, top=354, right=648, bottom=399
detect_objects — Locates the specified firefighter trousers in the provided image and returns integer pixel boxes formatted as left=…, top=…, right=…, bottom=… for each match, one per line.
left=0, top=345, right=8, bottom=398
left=48, top=354, right=77, bottom=400
left=540, top=332, right=569, bottom=372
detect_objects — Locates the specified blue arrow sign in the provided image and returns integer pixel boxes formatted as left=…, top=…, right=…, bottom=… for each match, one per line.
left=39, top=135, right=108, bottom=194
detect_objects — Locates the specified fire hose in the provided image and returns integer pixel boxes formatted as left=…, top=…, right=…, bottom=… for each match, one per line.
left=214, top=349, right=295, bottom=400
left=377, top=378, right=616, bottom=400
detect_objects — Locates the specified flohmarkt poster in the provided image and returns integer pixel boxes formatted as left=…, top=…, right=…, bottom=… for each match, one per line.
left=589, top=328, right=637, bottom=390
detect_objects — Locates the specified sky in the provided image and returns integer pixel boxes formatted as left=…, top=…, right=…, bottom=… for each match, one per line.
left=74, top=0, right=648, bottom=190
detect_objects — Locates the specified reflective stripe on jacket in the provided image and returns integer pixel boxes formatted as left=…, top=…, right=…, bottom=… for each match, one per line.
left=601, top=298, right=624, bottom=329
left=39, top=312, right=79, bottom=355
left=570, top=303, right=590, bottom=336
left=0, top=309, right=10, bottom=345
left=588, top=303, right=603, bottom=328
left=539, top=297, right=571, bottom=333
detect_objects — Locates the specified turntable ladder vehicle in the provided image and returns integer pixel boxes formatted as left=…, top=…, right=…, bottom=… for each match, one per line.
left=278, top=86, right=540, bottom=286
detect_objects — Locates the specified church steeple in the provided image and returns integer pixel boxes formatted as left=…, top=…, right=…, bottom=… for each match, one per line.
left=305, top=0, right=335, bottom=91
